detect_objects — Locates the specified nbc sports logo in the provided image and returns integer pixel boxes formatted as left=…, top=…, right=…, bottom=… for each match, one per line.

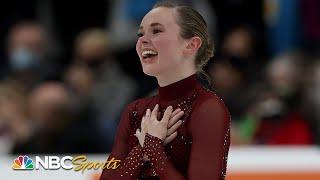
left=12, top=155, right=34, bottom=170
left=11, top=155, right=120, bottom=173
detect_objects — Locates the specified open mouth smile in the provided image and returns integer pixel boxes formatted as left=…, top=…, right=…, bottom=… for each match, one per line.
left=142, top=50, right=158, bottom=59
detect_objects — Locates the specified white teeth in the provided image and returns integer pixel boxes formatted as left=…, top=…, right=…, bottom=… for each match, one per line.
left=142, top=50, right=158, bottom=57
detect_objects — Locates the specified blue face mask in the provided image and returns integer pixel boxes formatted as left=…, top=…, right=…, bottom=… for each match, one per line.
left=9, top=48, right=40, bottom=71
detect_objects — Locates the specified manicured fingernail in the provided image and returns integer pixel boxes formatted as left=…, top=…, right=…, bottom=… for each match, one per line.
left=168, top=106, right=173, bottom=109
left=155, top=104, right=159, bottom=109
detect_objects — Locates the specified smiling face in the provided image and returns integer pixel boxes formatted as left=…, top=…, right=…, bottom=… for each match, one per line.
left=136, top=7, right=187, bottom=77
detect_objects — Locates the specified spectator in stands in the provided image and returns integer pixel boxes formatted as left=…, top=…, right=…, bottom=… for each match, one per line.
left=65, top=28, right=138, bottom=150
left=0, top=82, right=31, bottom=154
left=11, top=82, right=105, bottom=154
left=6, top=22, right=60, bottom=90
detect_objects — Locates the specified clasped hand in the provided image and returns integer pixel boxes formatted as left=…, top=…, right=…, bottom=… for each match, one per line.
left=135, top=104, right=184, bottom=147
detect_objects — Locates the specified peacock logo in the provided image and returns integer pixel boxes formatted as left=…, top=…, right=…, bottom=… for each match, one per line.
left=12, top=155, right=34, bottom=170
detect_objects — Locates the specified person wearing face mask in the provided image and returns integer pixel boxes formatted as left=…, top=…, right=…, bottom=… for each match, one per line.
left=100, top=1, right=230, bottom=180
left=6, top=21, right=59, bottom=90
left=65, top=29, right=138, bottom=151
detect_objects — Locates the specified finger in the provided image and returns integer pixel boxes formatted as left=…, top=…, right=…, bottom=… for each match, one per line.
left=143, top=109, right=150, bottom=123
left=167, top=120, right=182, bottom=135
left=135, top=128, right=141, bottom=137
left=141, top=117, right=146, bottom=130
left=151, top=104, right=159, bottom=119
left=164, top=131, right=178, bottom=145
left=146, top=109, right=151, bottom=117
left=141, top=116, right=148, bottom=132
left=171, top=108, right=181, bottom=118
left=161, top=106, right=173, bottom=124
left=168, top=111, right=184, bottom=128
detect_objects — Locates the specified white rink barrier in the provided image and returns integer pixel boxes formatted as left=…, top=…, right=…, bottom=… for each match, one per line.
left=1, top=146, right=320, bottom=180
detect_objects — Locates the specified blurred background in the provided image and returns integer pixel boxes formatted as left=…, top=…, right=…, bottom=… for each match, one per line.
left=1, top=0, right=320, bottom=179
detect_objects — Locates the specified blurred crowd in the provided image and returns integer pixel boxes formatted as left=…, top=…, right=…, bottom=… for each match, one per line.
left=1, top=0, right=320, bottom=154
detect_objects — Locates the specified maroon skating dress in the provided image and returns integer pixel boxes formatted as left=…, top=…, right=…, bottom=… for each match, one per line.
left=100, top=74, right=231, bottom=180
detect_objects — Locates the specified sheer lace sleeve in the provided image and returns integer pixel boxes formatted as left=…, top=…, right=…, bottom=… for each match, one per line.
left=143, top=95, right=230, bottom=180
left=100, top=101, right=144, bottom=180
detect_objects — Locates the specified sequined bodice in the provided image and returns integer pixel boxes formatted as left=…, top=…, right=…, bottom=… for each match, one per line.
left=128, top=88, right=198, bottom=178
left=100, top=74, right=231, bottom=180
